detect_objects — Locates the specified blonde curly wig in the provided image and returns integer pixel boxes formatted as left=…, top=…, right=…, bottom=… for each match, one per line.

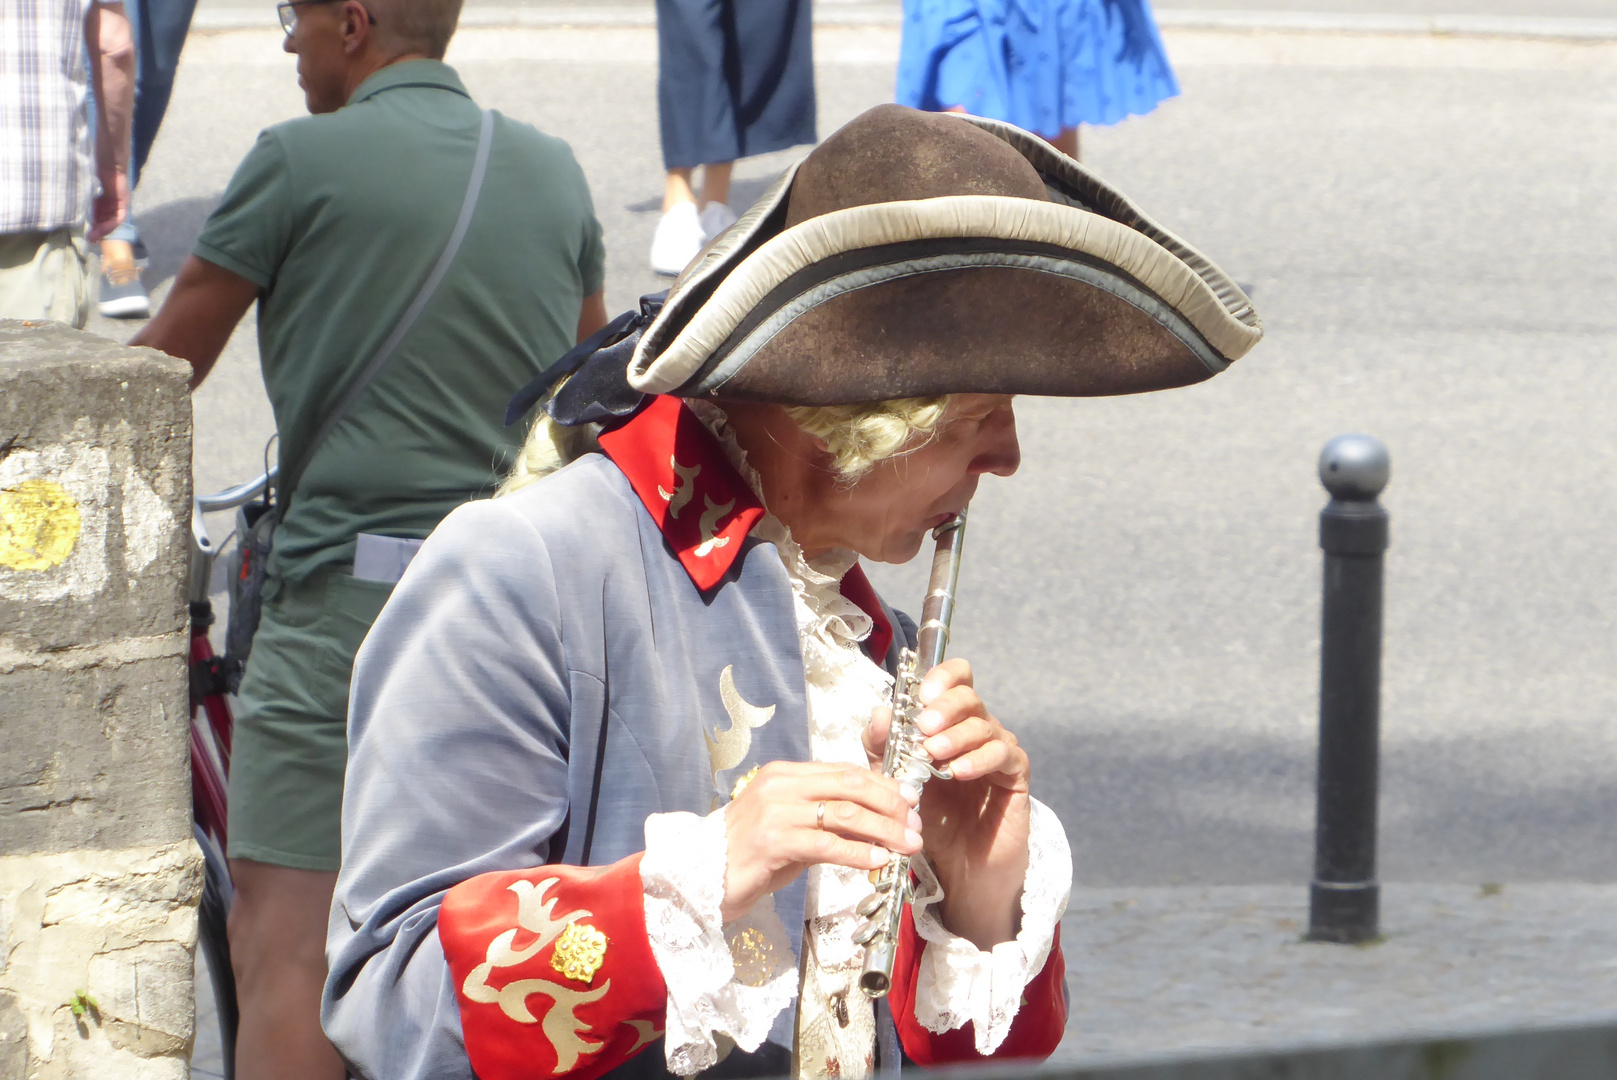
left=497, top=383, right=599, bottom=497
left=498, top=385, right=950, bottom=498
left=783, top=397, right=950, bottom=482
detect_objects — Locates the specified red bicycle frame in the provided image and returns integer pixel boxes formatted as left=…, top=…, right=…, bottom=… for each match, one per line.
left=190, top=616, right=234, bottom=852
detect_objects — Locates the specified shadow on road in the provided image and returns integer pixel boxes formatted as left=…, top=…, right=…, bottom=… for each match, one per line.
left=1024, top=723, right=1617, bottom=887
left=624, top=174, right=783, bottom=216
left=135, top=194, right=224, bottom=290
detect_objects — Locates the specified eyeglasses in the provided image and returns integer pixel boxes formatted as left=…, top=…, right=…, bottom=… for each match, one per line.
left=277, top=0, right=375, bottom=36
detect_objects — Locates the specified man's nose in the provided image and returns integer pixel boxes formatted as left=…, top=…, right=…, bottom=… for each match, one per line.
left=282, top=30, right=296, bottom=53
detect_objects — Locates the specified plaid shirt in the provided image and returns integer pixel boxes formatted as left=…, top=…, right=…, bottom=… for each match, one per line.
left=0, top=0, right=95, bottom=233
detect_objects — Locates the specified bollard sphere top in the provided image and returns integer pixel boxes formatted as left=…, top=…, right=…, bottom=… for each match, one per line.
left=1319, top=434, right=1390, bottom=499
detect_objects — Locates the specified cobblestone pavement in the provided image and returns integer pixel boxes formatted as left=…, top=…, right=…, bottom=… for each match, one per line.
left=1054, top=883, right=1617, bottom=1065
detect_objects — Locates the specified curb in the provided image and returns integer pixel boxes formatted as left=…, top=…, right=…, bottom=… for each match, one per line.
left=190, top=6, right=1617, bottom=39
left=1154, top=10, right=1617, bottom=40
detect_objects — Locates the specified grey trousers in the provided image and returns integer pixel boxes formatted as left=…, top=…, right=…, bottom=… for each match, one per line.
left=0, top=228, right=91, bottom=328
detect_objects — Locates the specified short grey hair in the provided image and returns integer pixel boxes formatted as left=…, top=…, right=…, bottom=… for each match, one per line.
left=368, top=0, right=461, bottom=58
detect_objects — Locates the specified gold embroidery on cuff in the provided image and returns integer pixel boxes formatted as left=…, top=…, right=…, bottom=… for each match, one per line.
left=625, top=1018, right=664, bottom=1053
left=552, top=922, right=609, bottom=984
left=459, top=878, right=607, bottom=1071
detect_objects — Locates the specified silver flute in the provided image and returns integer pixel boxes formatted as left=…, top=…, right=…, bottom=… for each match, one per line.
left=853, top=506, right=968, bottom=998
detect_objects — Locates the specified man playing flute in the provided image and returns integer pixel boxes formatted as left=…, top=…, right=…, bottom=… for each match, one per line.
left=323, top=104, right=1262, bottom=1080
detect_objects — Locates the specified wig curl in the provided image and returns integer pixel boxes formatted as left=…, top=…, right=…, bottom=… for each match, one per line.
left=784, top=397, right=949, bottom=482
left=498, top=385, right=950, bottom=498
left=497, top=381, right=600, bottom=497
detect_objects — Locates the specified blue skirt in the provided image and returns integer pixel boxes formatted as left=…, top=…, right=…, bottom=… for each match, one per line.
left=656, top=0, right=818, bottom=170
left=896, top=0, right=1180, bottom=138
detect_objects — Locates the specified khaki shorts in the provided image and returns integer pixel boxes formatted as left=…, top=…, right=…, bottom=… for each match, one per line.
left=228, top=572, right=394, bottom=871
left=0, top=228, right=91, bottom=328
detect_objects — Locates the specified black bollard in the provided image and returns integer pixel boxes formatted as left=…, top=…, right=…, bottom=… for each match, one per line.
left=1308, top=434, right=1390, bottom=944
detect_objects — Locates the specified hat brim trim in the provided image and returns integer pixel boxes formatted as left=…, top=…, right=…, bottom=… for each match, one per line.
left=685, top=238, right=1228, bottom=398
left=652, top=163, right=801, bottom=347
left=630, top=195, right=1260, bottom=395
left=960, top=115, right=1261, bottom=334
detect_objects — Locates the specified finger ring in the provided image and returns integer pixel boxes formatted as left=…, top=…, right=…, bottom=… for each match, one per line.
left=815, top=801, right=826, bottom=830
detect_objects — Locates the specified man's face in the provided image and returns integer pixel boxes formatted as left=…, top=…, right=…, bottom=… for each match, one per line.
left=827, top=394, right=1021, bottom=564
left=282, top=0, right=358, bottom=114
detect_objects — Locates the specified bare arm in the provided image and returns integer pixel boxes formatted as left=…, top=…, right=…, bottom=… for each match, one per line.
left=86, top=1, right=135, bottom=242
left=576, top=288, right=607, bottom=343
left=130, top=256, right=260, bottom=389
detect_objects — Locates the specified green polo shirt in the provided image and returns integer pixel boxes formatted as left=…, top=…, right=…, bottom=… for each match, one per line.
left=196, top=60, right=604, bottom=582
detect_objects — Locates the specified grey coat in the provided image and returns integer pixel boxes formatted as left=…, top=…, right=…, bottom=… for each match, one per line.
left=323, top=453, right=911, bottom=1080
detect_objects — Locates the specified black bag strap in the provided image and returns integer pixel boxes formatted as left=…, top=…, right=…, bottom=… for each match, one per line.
left=277, top=107, right=496, bottom=516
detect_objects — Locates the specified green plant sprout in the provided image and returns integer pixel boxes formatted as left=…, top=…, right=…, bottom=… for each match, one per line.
left=67, top=989, right=99, bottom=1019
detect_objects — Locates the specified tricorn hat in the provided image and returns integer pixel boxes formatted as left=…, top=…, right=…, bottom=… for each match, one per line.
left=515, top=105, right=1260, bottom=427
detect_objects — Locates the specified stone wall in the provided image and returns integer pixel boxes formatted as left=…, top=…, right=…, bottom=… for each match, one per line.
left=0, top=320, right=198, bottom=1079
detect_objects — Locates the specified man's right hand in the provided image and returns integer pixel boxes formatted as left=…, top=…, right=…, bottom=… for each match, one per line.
left=720, top=761, right=922, bottom=923
left=88, top=169, right=128, bottom=243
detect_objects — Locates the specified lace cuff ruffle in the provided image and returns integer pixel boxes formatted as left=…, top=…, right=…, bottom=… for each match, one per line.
left=907, top=797, right=1072, bottom=1055
left=639, top=809, right=798, bottom=1076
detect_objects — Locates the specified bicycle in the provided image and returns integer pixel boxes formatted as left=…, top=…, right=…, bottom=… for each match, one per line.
left=188, top=468, right=275, bottom=1080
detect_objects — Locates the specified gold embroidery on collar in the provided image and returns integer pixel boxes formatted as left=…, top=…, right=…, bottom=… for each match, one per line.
left=694, top=494, right=736, bottom=557
left=658, top=456, right=700, bottom=519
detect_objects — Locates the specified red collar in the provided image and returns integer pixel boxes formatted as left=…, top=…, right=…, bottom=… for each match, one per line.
left=838, top=562, right=895, bottom=662
left=596, top=395, right=764, bottom=592
left=596, top=396, right=894, bottom=659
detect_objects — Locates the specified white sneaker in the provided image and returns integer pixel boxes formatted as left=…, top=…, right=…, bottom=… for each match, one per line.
left=650, top=201, right=703, bottom=276
left=698, top=201, right=738, bottom=243
left=97, top=240, right=151, bottom=319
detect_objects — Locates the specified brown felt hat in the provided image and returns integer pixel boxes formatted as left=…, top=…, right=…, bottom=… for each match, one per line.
left=627, top=104, right=1262, bottom=406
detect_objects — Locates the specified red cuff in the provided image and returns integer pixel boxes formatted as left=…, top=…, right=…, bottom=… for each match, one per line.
left=440, top=855, right=668, bottom=1080
left=888, top=908, right=1067, bottom=1066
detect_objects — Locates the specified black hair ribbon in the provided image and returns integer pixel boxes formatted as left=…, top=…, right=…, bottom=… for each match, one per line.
left=504, top=291, right=668, bottom=428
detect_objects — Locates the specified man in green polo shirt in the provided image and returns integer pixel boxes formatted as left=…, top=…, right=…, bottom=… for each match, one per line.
left=131, top=0, right=607, bottom=1071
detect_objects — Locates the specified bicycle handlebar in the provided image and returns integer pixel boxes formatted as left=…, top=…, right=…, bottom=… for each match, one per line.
left=190, top=468, right=277, bottom=606
left=196, top=468, right=277, bottom=514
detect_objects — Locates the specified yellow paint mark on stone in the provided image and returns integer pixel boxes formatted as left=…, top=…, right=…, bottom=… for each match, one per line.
left=0, top=479, right=82, bottom=570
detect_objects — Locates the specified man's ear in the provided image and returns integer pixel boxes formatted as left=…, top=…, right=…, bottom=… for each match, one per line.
left=341, top=0, right=371, bottom=52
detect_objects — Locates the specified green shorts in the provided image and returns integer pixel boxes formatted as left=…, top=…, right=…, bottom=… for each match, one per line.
left=228, top=571, right=394, bottom=871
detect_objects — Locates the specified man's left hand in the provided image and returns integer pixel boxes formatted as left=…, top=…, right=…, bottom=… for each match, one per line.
left=862, top=657, right=1030, bottom=950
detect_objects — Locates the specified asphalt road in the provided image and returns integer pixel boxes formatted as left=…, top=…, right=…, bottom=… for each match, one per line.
left=96, top=13, right=1617, bottom=887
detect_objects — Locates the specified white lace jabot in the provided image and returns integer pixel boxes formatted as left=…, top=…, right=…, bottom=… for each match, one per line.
left=637, top=403, right=1071, bottom=1077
